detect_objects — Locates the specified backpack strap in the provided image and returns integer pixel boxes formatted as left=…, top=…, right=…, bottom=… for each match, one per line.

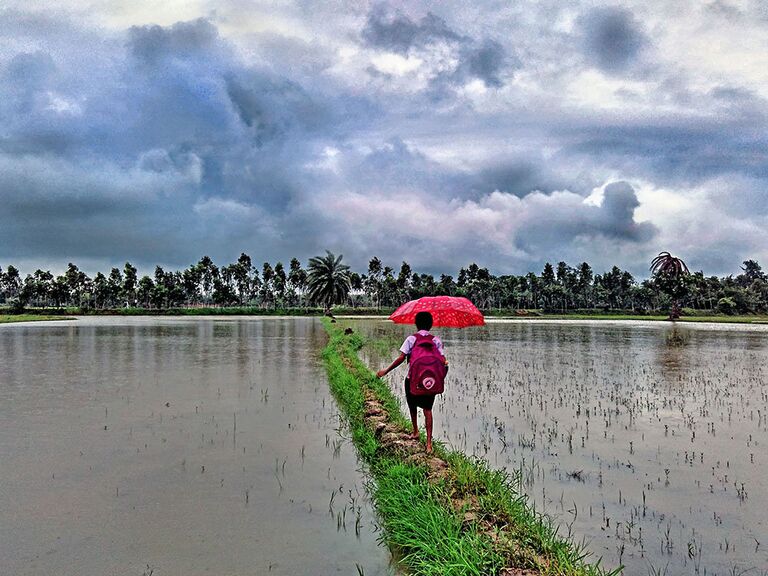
left=413, top=332, right=435, bottom=346
left=407, top=332, right=432, bottom=363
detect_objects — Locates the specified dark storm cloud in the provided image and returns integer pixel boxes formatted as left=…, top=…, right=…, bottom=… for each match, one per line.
left=465, top=159, right=597, bottom=200
left=122, top=17, right=353, bottom=210
left=449, top=38, right=516, bottom=89
left=2, top=2, right=767, bottom=278
left=0, top=14, right=368, bottom=271
left=362, top=5, right=515, bottom=88
left=5, top=51, right=57, bottom=93
left=580, top=7, right=649, bottom=74
left=341, top=138, right=459, bottom=197
left=127, top=18, right=220, bottom=63
left=250, top=33, right=336, bottom=79
left=320, top=171, right=657, bottom=276
left=0, top=48, right=82, bottom=156
left=0, top=154, right=199, bottom=263
left=335, top=139, right=588, bottom=207
left=361, top=7, right=461, bottom=53
left=512, top=181, right=656, bottom=254
left=562, top=110, right=768, bottom=185
left=705, top=1, right=743, bottom=19
left=599, top=182, right=654, bottom=241
left=706, top=0, right=768, bottom=20
left=224, top=72, right=330, bottom=138
left=123, top=17, right=345, bottom=165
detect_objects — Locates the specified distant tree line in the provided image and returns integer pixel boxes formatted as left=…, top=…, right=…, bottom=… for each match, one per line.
left=1, top=253, right=766, bottom=315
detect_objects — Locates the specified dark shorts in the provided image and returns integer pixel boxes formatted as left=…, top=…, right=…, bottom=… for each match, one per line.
left=404, top=378, right=436, bottom=411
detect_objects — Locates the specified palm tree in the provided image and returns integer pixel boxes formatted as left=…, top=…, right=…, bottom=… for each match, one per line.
left=307, top=251, right=351, bottom=311
left=650, top=252, right=690, bottom=320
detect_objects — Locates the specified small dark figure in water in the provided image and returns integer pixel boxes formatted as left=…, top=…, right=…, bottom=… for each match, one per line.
left=376, top=311, right=448, bottom=453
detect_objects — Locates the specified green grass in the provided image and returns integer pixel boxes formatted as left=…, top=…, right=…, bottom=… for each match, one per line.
left=481, top=311, right=768, bottom=323
left=666, top=315, right=768, bottom=323
left=374, top=461, right=502, bottom=576
left=4, top=305, right=391, bottom=317
left=79, top=306, right=327, bottom=316
left=0, top=314, right=72, bottom=324
left=522, top=313, right=768, bottom=323
left=6, top=305, right=766, bottom=324
left=321, top=319, right=621, bottom=575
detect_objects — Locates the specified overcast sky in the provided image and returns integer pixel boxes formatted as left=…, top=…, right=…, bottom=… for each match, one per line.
left=2, top=0, right=766, bottom=278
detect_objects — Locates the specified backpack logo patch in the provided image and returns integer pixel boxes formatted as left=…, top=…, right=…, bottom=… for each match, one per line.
left=408, top=333, right=446, bottom=396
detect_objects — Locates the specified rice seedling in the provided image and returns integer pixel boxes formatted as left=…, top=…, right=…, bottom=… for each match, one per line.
left=349, top=316, right=768, bottom=575
left=321, top=318, right=622, bottom=575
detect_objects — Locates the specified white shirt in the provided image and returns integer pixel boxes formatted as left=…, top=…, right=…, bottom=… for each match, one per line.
left=399, top=330, right=445, bottom=357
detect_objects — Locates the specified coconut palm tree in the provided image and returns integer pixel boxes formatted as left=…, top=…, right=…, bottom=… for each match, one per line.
left=650, top=252, right=690, bottom=320
left=307, top=251, right=351, bottom=311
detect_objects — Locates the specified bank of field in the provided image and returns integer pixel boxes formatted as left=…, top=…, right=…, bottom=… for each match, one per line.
left=0, top=314, right=71, bottom=323
left=321, top=319, right=619, bottom=576
left=5, top=305, right=768, bottom=323
left=501, top=313, right=768, bottom=323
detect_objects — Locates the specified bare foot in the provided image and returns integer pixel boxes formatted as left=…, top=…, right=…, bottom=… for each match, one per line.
left=425, top=442, right=433, bottom=453
left=409, top=431, right=420, bottom=439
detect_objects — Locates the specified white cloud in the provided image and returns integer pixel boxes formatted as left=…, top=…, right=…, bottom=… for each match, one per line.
left=370, top=52, right=423, bottom=75
left=45, top=92, right=83, bottom=115
left=315, top=181, right=656, bottom=273
left=566, top=70, right=653, bottom=110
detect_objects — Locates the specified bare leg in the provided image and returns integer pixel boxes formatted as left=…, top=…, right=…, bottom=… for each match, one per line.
left=409, top=406, right=419, bottom=438
left=424, top=409, right=433, bottom=453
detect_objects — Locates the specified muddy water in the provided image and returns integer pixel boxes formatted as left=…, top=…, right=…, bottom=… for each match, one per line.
left=361, top=319, right=768, bottom=575
left=0, top=317, right=393, bottom=576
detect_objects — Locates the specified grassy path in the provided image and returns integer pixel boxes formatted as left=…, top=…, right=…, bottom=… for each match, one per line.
left=321, top=319, right=620, bottom=576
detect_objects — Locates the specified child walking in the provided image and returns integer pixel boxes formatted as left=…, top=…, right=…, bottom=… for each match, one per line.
left=376, top=311, right=448, bottom=453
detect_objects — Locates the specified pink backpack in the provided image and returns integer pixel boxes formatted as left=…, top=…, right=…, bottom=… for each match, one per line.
left=408, top=333, right=447, bottom=396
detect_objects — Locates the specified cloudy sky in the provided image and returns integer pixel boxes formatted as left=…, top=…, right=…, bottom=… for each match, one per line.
left=2, top=0, right=766, bottom=278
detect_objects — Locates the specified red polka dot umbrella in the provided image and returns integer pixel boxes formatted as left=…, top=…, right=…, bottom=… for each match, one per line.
left=389, top=296, right=485, bottom=328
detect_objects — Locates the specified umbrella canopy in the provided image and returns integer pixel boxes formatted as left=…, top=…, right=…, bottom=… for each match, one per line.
left=389, top=296, right=485, bottom=328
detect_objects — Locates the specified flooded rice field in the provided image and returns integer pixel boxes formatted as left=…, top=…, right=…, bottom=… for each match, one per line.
left=0, top=317, right=392, bottom=576
left=361, top=319, right=768, bottom=575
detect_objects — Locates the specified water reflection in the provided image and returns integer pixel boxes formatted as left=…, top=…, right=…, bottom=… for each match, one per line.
left=0, top=317, right=392, bottom=576
left=658, top=327, right=690, bottom=384
left=359, top=318, right=768, bottom=576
